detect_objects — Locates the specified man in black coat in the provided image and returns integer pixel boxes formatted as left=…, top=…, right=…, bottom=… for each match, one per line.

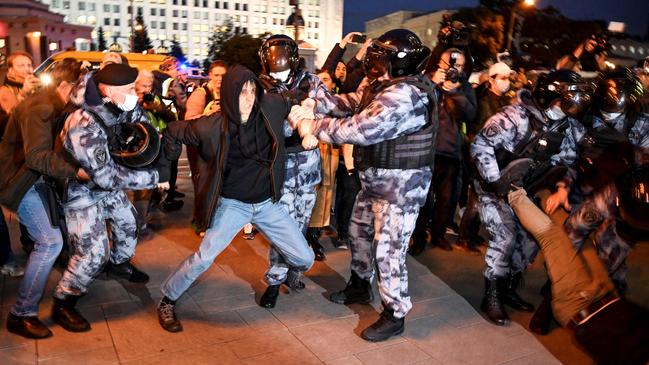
left=156, top=65, right=314, bottom=332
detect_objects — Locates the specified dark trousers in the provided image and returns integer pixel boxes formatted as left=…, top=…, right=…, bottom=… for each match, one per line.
left=458, top=185, right=481, bottom=244
left=0, top=213, right=11, bottom=265
left=168, top=159, right=179, bottom=192
left=413, top=155, right=461, bottom=244
left=334, top=165, right=361, bottom=240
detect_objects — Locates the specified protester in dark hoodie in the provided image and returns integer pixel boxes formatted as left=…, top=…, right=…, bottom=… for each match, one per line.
left=156, top=64, right=315, bottom=333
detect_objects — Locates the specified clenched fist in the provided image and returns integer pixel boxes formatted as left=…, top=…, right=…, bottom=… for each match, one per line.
left=301, top=134, right=319, bottom=150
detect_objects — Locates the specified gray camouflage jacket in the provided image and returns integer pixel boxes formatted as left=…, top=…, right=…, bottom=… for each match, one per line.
left=63, top=78, right=159, bottom=209
left=470, top=89, right=585, bottom=184
left=587, top=112, right=649, bottom=165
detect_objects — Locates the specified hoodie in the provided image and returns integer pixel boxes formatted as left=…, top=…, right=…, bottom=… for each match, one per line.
left=220, top=65, right=275, bottom=203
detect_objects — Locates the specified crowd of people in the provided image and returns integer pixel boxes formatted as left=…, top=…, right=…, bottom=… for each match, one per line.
left=1, top=18, right=648, bottom=364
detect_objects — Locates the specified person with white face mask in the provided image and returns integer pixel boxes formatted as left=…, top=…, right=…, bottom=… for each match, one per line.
left=470, top=69, right=592, bottom=326
left=50, top=63, right=170, bottom=334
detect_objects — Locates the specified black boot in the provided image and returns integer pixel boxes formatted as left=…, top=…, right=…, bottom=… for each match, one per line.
left=306, top=228, right=326, bottom=261
left=329, top=271, right=373, bottom=305
left=529, top=280, right=555, bottom=335
left=259, top=284, right=281, bottom=308
left=6, top=313, right=52, bottom=339
left=502, top=272, right=534, bottom=312
left=407, top=240, right=425, bottom=256
left=481, top=277, right=510, bottom=326
left=106, top=261, right=150, bottom=283
left=157, top=297, right=182, bottom=332
left=361, top=308, right=405, bottom=342
left=52, top=296, right=91, bottom=332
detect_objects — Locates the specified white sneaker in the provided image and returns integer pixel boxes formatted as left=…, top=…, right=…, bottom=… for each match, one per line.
left=1, top=263, right=25, bottom=277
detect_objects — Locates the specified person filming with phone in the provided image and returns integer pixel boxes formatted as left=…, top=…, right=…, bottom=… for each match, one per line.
left=410, top=48, right=477, bottom=255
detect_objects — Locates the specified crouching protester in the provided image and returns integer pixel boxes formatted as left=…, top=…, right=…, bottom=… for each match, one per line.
left=51, top=63, right=170, bottom=333
left=0, top=59, right=89, bottom=339
left=507, top=173, right=649, bottom=365
left=156, top=64, right=314, bottom=333
left=290, top=29, right=437, bottom=342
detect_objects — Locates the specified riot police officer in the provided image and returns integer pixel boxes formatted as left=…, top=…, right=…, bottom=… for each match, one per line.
left=566, top=68, right=648, bottom=292
left=470, top=70, right=592, bottom=326
left=257, top=35, right=347, bottom=308
left=291, top=29, right=437, bottom=341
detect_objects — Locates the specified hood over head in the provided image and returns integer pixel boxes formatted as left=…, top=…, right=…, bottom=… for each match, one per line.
left=220, top=64, right=263, bottom=125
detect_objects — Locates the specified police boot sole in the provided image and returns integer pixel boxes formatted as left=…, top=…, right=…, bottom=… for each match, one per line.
left=361, top=325, right=404, bottom=342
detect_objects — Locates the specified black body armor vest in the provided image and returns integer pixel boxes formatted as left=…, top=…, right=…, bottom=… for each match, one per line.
left=353, top=76, right=438, bottom=171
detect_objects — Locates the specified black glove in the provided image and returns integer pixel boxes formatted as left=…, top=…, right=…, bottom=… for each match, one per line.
left=281, top=77, right=312, bottom=105
left=485, top=177, right=511, bottom=198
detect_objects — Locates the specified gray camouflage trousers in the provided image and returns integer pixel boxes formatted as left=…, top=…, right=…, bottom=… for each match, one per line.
left=54, top=191, right=139, bottom=298
left=565, top=184, right=631, bottom=291
left=476, top=186, right=539, bottom=279
left=350, top=168, right=431, bottom=318
left=267, top=149, right=321, bottom=285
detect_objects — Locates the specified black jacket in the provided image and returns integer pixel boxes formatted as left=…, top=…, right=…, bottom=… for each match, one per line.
left=435, top=81, right=477, bottom=159
left=164, top=65, right=291, bottom=231
left=321, top=43, right=366, bottom=94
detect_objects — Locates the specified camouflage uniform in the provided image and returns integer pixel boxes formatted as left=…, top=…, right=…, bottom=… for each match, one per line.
left=266, top=71, right=348, bottom=285
left=310, top=79, right=433, bottom=318
left=471, top=90, right=584, bottom=280
left=565, top=112, right=649, bottom=290
left=54, top=99, right=159, bottom=299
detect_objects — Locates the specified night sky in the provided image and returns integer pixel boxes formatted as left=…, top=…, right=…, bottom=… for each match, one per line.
left=344, top=0, right=649, bottom=37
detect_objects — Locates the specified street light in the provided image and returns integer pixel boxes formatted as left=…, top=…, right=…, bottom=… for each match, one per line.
left=505, top=0, right=536, bottom=51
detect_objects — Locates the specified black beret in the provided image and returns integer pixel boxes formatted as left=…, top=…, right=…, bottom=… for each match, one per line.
left=93, top=63, right=138, bottom=86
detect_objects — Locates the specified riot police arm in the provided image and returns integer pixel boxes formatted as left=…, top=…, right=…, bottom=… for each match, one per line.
left=64, top=111, right=159, bottom=190
left=470, top=109, right=521, bottom=183
left=22, top=104, right=80, bottom=179
left=308, top=73, right=356, bottom=118
left=303, top=83, right=428, bottom=146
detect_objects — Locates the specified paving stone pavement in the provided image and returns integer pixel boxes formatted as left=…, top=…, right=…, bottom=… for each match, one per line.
left=0, top=178, right=562, bottom=365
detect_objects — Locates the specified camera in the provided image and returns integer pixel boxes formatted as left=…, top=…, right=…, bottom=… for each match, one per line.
left=590, top=33, right=609, bottom=55
left=438, top=14, right=470, bottom=47
left=445, top=51, right=463, bottom=83
left=142, top=93, right=155, bottom=103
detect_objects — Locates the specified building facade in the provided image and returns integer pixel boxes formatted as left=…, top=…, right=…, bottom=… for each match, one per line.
left=35, top=0, right=342, bottom=66
left=0, top=0, right=93, bottom=66
left=365, top=9, right=454, bottom=50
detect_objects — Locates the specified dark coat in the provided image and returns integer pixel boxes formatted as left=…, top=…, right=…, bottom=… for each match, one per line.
left=164, top=65, right=291, bottom=231
left=0, top=88, right=78, bottom=210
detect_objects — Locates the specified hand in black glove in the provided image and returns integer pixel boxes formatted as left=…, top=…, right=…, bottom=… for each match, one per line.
left=281, top=77, right=312, bottom=106
left=485, top=177, right=511, bottom=198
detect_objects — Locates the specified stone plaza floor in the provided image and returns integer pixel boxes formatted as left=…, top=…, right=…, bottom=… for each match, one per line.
left=0, top=192, right=562, bottom=364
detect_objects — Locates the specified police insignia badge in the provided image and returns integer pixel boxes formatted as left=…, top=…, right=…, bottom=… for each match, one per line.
left=95, top=147, right=108, bottom=166
left=485, top=123, right=502, bottom=138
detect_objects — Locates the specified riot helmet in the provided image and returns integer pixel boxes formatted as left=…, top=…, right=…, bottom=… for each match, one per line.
left=259, top=35, right=300, bottom=83
left=110, top=121, right=161, bottom=169
left=363, top=29, right=431, bottom=80
left=595, top=67, right=644, bottom=116
left=533, top=69, right=595, bottom=119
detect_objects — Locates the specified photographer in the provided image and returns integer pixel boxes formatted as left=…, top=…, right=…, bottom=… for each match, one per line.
left=0, top=52, right=41, bottom=115
left=410, top=48, right=476, bottom=255
left=321, top=32, right=372, bottom=94
left=557, top=35, right=609, bottom=72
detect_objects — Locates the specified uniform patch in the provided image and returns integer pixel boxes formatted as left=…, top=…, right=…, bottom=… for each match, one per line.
left=484, top=123, right=502, bottom=138
left=94, top=147, right=108, bottom=166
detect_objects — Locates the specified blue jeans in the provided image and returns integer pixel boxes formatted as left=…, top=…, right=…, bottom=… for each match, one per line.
left=162, top=197, right=314, bottom=301
left=12, top=184, right=64, bottom=316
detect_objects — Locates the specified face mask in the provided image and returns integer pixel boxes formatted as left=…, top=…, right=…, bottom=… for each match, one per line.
left=545, top=104, right=566, bottom=121
left=495, top=79, right=510, bottom=94
left=601, top=111, right=622, bottom=121
left=270, top=69, right=291, bottom=83
left=116, top=93, right=138, bottom=112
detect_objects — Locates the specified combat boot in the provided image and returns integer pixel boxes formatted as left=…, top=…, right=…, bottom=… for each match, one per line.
left=52, top=296, right=91, bottom=332
left=259, top=284, right=281, bottom=308
left=481, top=277, right=510, bottom=326
left=306, top=228, right=326, bottom=261
left=106, top=261, right=150, bottom=283
left=502, top=272, right=534, bottom=312
left=329, top=271, right=373, bottom=304
left=361, top=308, right=405, bottom=342
left=6, top=313, right=52, bottom=339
